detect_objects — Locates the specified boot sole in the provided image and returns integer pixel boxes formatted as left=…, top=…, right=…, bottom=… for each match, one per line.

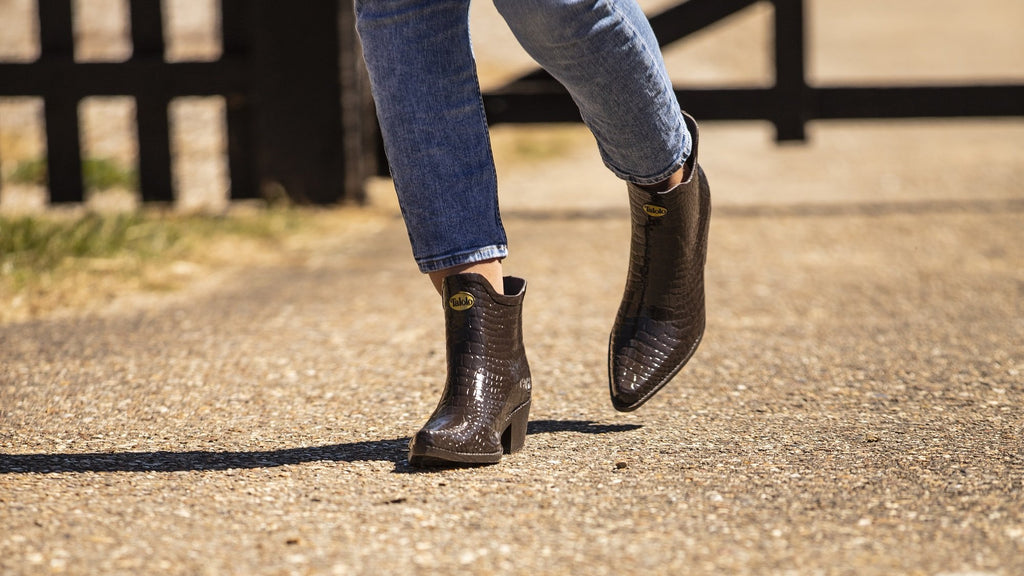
left=408, top=401, right=531, bottom=467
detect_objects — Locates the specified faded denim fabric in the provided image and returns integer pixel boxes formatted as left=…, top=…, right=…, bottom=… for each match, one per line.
left=356, top=0, right=690, bottom=273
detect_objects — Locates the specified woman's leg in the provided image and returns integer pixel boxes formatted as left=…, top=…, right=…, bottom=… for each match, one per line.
left=356, top=0, right=532, bottom=466
left=494, top=0, right=710, bottom=411
left=355, top=0, right=506, bottom=292
left=492, top=0, right=691, bottom=187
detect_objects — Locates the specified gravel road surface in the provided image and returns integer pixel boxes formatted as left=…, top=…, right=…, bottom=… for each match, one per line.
left=3, top=119, right=1023, bottom=574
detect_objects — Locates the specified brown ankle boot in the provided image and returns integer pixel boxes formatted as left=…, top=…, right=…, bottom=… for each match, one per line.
left=408, top=273, right=532, bottom=466
left=608, top=112, right=711, bottom=411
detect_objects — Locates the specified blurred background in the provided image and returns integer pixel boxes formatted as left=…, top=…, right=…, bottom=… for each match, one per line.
left=1, top=0, right=1022, bottom=214
left=1, top=0, right=228, bottom=212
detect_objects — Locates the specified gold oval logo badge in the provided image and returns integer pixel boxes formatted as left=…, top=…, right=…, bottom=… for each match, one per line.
left=643, top=204, right=668, bottom=217
left=448, top=292, right=475, bottom=311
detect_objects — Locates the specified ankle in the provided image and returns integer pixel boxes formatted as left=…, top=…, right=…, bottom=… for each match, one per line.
left=637, top=164, right=689, bottom=193
left=428, top=259, right=504, bottom=296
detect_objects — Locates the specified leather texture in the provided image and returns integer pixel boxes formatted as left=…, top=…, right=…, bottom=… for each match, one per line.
left=408, top=273, right=532, bottom=466
left=609, top=112, right=711, bottom=411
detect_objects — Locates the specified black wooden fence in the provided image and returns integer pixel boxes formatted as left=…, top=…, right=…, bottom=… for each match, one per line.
left=485, top=0, right=1024, bottom=142
left=0, top=0, right=373, bottom=205
left=487, top=0, right=1024, bottom=141
left=1, top=0, right=1022, bottom=205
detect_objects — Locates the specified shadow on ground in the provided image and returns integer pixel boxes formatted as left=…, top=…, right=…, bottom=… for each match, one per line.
left=0, top=420, right=642, bottom=474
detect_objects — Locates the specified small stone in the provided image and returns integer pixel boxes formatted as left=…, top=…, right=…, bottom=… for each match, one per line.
left=864, top=433, right=881, bottom=443
left=615, top=461, right=628, bottom=470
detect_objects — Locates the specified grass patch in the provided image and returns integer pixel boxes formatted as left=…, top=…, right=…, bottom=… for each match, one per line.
left=0, top=208, right=312, bottom=323
left=10, top=157, right=139, bottom=191
left=1, top=213, right=178, bottom=272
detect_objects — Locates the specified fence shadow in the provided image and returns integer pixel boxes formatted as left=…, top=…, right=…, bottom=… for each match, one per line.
left=0, top=420, right=641, bottom=475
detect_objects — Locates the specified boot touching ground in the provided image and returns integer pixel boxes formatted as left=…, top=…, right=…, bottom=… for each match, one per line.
left=409, top=273, right=532, bottom=466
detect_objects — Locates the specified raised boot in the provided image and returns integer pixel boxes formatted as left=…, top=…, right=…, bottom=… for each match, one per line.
left=408, top=273, right=532, bottom=466
left=609, top=112, right=711, bottom=411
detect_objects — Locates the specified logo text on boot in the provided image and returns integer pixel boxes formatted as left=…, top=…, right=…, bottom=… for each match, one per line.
left=448, top=292, right=475, bottom=311
left=643, top=204, right=668, bottom=217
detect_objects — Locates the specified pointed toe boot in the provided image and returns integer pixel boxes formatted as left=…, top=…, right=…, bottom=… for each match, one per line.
left=408, top=274, right=532, bottom=467
left=609, top=113, right=711, bottom=412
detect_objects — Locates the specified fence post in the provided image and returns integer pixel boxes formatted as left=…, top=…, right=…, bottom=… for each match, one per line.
left=248, top=0, right=346, bottom=204
left=129, top=0, right=174, bottom=203
left=38, top=0, right=85, bottom=203
left=772, top=0, right=809, bottom=141
left=338, top=0, right=376, bottom=203
left=220, top=0, right=257, bottom=201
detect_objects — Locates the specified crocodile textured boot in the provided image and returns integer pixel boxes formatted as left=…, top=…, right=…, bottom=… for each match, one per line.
left=608, top=112, right=711, bottom=411
left=408, top=273, right=532, bottom=466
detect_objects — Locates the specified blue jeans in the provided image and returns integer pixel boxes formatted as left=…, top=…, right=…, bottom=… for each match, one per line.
left=356, top=0, right=691, bottom=273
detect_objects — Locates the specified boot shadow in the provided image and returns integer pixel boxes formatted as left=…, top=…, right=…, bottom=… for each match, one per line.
left=0, top=438, right=410, bottom=474
left=526, top=419, right=642, bottom=435
left=2, top=421, right=642, bottom=475
left=392, top=419, right=643, bottom=473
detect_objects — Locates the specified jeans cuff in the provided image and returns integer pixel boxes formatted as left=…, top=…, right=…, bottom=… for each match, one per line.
left=607, top=124, right=693, bottom=186
left=416, top=245, right=509, bottom=274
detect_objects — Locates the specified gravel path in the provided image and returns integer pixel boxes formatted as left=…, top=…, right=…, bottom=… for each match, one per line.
left=2, top=130, right=1022, bottom=573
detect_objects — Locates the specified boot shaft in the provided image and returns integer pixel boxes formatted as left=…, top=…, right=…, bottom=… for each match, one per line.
left=442, top=274, right=528, bottom=363
left=439, top=273, right=531, bottom=412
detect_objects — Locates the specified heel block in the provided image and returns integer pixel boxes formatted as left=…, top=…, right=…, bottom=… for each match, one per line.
left=501, top=401, right=531, bottom=454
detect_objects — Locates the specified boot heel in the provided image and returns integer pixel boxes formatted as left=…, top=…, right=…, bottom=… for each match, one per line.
left=501, top=401, right=531, bottom=454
